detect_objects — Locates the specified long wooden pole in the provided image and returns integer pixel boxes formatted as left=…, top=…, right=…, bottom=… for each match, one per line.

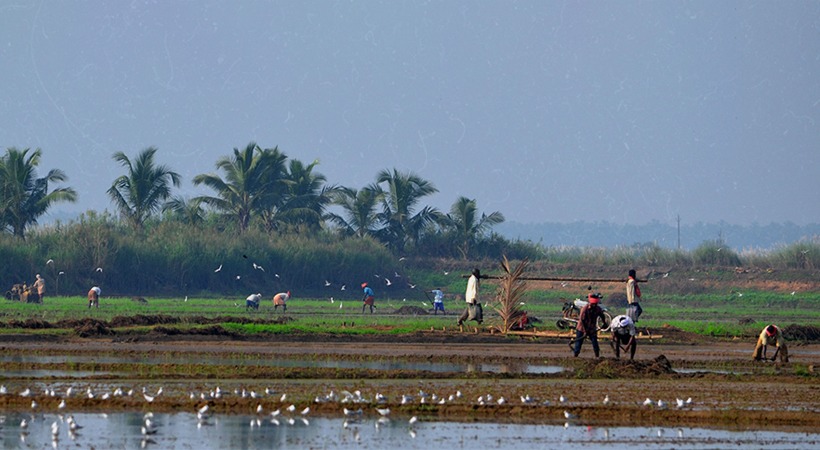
left=462, top=274, right=648, bottom=283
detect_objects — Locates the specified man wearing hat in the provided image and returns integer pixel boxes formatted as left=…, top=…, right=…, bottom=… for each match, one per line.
left=573, top=292, right=606, bottom=357
left=609, top=314, right=637, bottom=360
left=753, top=324, right=789, bottom=362
left=273, top=291, right=291, bottom=312
left=361, top=283, right=375, bottom=314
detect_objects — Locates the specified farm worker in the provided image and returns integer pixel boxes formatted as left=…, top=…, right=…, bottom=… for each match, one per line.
left=609, top=314, right=637, bottom=360
left=753, top=324, right=789, bottom=363
left=33, top=274, right=46, bottom=302
left=246, top=293, right=262, bottom=310
left=625, top=269, right=643, bottom=322
left=573, top=293, right=605, bottom=358
left=431, top=288, right=445, bottom=314
left=273, top=291, right=290, bottom=312
left=87, top=286, right=101, bottom=309
left=361, top=283, right=375, bottom=314
left=458, top=268, right=483, bottom=326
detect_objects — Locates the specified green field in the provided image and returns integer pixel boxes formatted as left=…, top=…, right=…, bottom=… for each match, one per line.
left=2, top=288, right=818, bottom=339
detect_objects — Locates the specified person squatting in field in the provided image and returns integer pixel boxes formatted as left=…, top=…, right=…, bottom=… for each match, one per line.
left=361, top=283, right=375, bottom=314
left=573, top=292, right=605, bottom=357
left=626, top=269, right=642, bottom=322
left=458, top=268, right=483, bottom=326
left=610, top=314, right=637, bottom=360
left=431, top=287, right=445, bottom=314
left=273, top=291, right=290, bottom=312
left=752, top=324, right=789, bottom=363
left=246, top=293, right=262, bottom=310
left=87, top=286, right=101, bottom=309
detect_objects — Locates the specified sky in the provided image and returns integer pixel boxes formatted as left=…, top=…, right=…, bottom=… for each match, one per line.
left=1, top=1, right=818, bottom=227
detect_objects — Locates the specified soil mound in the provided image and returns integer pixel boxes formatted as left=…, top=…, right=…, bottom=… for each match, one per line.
left=74, top=318, right=115, bottom=337
left=7, top=318, right=53, bottom=329
left=394, top=305, right=429, bottom=315
left=583, top=355, right=674, bottom=378
left=110, top=315, right=181, bottom=327
left=782, top=324, right=820, bottom=342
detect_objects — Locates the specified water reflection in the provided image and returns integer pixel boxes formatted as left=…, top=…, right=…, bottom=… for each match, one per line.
left=0, top=355, right=565, bottom=375
left=1, top=412, right=816, bottom=449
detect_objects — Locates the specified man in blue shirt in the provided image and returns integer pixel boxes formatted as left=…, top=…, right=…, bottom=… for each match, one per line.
left=361, top=283, right=375, bottom=314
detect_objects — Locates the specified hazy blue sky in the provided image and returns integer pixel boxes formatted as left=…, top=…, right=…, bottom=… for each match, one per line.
left=2, top=1, right=818, bottom=226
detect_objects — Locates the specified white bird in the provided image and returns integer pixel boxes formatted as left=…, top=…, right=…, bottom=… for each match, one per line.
left=340, top=284, right=346, bottom=290
left=643, top=398, right=654, bottom=406
left=270, top=409, right=281, bottom=417
left=408, top=283, right=416, bottom=289
left=198, top=404, right=210, bottom=415
left=143, top=393, right=155, bottom=403
left=96, top=267, right=103, bottom=273
left=325, top=280, right=331, bottom=286
left=286, top=404, right=296, bottom=412
left=676, top=398, right=685, bottom=408
left=559, top=395, right=566, bottom=403
left=19, top=388, right=31, bottom=397
left=46, top=259, right=54, bottom=265
left=280, top=393, right=287, bottom=402
left=214, top=264, right=222, bottom=273
left=496, top=396, right=506, bottom=405
left=256, top=404, right=263, bottom=414
left=339, top=302, right=343, bottom=309
left=31, top=400, right=38, bottom=409
left=376, top=408, right=390, bottom=416
left=20, top=418, right=28, bottom=429
left=59, top=271, right=65, bottom=275
left=563, top=410, right=577, bottom=420
left=301, top=407, right=310, bottom=415
left=657, top=399, right=666, bottom=409
left=235, top=275, right=241, bottom=280
left=58, top=399, right=66, bottom=409
left=343, top=407, right=363, bottom=416
left=253, top=263, right=264, bottom=271
left=408, top=416, right=418, bottom=425
left=184, top=296, right=188, bottom=302
left=603, top=395, right=610, bottom=405
left=385, top=278, right=392, bottom=286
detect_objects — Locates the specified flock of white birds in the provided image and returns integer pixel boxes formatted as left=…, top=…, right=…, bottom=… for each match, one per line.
left=2, top=382, right=697, bottom=445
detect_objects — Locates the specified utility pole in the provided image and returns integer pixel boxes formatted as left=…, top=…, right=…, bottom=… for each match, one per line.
left=676, top=215, right=681, bottom=250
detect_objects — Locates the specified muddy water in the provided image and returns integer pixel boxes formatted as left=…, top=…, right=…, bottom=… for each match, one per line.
left=0, top=354, right=566, bottom=375
left=3, top=412, right=817, bottom=449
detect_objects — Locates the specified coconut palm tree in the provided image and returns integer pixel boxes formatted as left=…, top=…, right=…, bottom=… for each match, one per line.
left=192, top=142, right=287, bottom=233
left=266, top=158, right=337, bottom=233
left=444, top=196, right=506, bottom=259
left=326, top=184, right=384, bottom=238
left=375, top=168, right=440, bottom=253
left=162, top=195, right=205, bottom=226
left=0, top=147, right=78, bottom=238
left=107, top=147, right=181, bottom=231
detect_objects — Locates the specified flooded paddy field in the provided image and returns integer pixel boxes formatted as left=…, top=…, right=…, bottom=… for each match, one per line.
left=0, top=329, right=818, bottom=449
left=3, top=411, right=819, bottom=449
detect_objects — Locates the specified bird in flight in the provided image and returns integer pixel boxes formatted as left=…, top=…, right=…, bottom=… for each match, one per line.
left=214, top=264, right=222, bottom=273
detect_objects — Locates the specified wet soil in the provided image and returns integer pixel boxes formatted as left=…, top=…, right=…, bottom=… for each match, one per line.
left=0, top=325, right=818, bottom=431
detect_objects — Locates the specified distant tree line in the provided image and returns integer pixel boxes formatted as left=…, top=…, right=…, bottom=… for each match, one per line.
left=1, top=146, right=817, bottom=297
left=0, top=145, right=507, bottom=260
